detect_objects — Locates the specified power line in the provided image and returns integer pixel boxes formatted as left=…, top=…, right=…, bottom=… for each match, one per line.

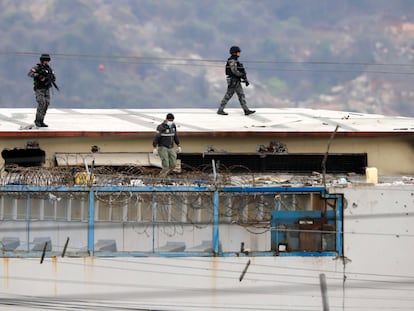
left=2, top=254, right=414, bottom=309
left=2, top=51, right=414, bottom=67
left=2, top=51, right=414, bottom=75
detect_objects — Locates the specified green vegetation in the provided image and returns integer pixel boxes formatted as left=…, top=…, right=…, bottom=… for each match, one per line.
left=0, top=0, right=413, bottom=116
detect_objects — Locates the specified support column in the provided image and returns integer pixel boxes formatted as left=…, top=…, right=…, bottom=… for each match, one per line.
left=88, top=189, right=95, bottom=255
left=212, top=190, right=219, bottom=255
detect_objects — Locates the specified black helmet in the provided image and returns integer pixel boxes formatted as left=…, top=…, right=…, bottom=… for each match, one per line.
left=40, top=53, right=51, bottom=62
left=229, top=46, right=241, bottom=54
left=166, top=113, right=175, bottom=120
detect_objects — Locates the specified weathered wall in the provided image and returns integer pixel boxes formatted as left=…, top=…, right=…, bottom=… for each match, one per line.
left=341, top=185, right=414, bottom=310
left=0, top=134, right=412, bottom=174
left=1, top=185, right=413, bottom=310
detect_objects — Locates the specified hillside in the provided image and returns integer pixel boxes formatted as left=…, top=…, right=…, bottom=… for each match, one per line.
left=1, top=0, right=414, bottom=116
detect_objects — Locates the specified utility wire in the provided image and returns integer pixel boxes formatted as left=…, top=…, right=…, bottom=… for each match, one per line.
left=3, top=254, right=414, bottom=308
left=2, top=51, right=414, bottom=67
left=2, top=51, right=414, bottom=75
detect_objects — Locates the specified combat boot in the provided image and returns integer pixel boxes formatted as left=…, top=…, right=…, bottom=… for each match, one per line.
left=217, top=109, right=228, bottom=115
left=244, top=109, right=256, bottom=116
left=35, top=119, right=48, bottom=127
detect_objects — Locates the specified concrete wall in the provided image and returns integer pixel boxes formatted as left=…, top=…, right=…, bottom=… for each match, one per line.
left=1, top=185, right=413, bottom=310
left=341, top=185, right=414, bottom=310
left=0, top=134, right=413, bottom=174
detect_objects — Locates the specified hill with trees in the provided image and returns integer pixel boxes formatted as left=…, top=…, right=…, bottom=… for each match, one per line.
left=1, top=0, right=413, bottom=116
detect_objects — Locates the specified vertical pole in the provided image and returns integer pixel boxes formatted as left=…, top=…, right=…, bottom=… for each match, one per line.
left=212, top=190, right=219, bottom=255
left=88, top=189, right=95, bottom=255
left=224, top=195, right=232, bottom=223
left=182, top=197, right=188, bottom=222
left=122, top=200, right=128, bottom=222
left=27, top=193, right=31, bottom=252
left=212, top=159, right=217, bottom=182
left=167, top=197, right=172, bottom=222
left=152, top=193, right=156, bottom=252
left=0, top=196, right=4, bottom=220
left=67, top=198, right=72, bottom=221
left=336, top=196, right=343, bottom=257
left=319, top=273, right=330, bottom=311
left=137, top=199, right=142, bottom=222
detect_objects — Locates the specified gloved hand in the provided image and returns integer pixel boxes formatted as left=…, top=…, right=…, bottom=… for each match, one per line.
left=244, top=79, right=250, bottom=87
left=153, top=148, right=158, bottom=156
left=177, top=146, right=182, bottom=153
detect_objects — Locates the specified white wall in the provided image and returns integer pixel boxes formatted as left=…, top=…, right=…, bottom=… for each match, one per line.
left=342, top=186, right=414, bottom=310
left=1, top=185, right=414, bottom=310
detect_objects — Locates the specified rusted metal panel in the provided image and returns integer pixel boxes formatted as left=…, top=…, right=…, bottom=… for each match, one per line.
left=299, top=223, right=322, bottom=252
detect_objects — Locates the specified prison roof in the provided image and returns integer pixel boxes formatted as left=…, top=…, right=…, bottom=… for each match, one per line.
left=0, top=108, right=413, bottom=137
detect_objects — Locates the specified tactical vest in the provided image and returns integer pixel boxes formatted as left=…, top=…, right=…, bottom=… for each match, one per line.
left=34, top=64, right=55, bottom=90
left=225, top=56, right=245, bottom=78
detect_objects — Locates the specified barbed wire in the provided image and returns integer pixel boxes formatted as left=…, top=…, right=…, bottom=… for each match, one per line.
left=0, top=163, right=337, bottom=227
left=0, top=163, right=284, bottom=188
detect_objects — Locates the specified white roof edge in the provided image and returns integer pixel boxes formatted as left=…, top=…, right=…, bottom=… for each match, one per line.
left=0, top=108, right=412, bottom=133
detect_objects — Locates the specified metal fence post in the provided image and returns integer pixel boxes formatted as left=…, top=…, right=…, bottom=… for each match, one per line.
left=212, top=190, right=219, bottom=255
left=88, top=189, right=95, bottom=255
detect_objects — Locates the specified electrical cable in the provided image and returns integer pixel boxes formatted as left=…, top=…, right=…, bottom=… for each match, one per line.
left=2, top=51, right=414, bottom=75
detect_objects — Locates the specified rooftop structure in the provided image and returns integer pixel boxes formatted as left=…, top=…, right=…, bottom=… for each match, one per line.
left=0, top=108, right=412, bottom=176
left=0, top=108, right=413, bottom=310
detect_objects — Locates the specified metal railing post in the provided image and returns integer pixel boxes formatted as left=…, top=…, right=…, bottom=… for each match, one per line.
left=212, top=190, right=219, bottom=255
left=88, top=189, right=95, bottom=255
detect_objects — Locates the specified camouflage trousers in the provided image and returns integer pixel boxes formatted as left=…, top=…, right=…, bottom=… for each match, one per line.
left=34, top=88, right=50, bottom=123
left=219, top=80, right=248, bottom=111
left=158, top=146, right=177, bottom=177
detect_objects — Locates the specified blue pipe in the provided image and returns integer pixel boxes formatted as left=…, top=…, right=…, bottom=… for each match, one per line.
left=26, top=193, right=31, bottom=252
left=212, top=190, right=219, bottom=255
left=88, top=189, right=95, bottom=254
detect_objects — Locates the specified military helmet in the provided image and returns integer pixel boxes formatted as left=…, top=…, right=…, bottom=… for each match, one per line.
left=229, top=46, right=241, bottom=54
left=166, top=113, right=175, bottom=120
left=40, top=53, right=51, bottom=61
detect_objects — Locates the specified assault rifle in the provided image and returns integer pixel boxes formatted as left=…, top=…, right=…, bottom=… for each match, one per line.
left=37, top=67, right=60, bottom=91
left=238, top=63, right=250, bottom=86
left=52, top=81, right=60, bottom=91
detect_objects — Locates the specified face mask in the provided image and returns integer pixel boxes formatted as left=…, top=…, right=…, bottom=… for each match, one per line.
left=167, top=121, right=173, bottom=126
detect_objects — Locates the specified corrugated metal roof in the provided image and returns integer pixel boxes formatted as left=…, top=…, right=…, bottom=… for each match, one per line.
left=0, top=108, right=413, bottom=137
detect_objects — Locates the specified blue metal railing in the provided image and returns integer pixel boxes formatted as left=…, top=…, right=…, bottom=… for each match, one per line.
left=0, top=185, right=342, bottom=257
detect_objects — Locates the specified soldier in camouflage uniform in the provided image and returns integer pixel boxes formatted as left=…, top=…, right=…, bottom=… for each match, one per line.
left=217, top=46, right=255, bottom=116
left=27, top=53, right=58, bottom=127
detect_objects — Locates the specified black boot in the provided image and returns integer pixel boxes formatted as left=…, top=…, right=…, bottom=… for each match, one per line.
left=244, top=110, right=256, bottom=116
left=35, top=120, right=48, bottom=127
left=217, top=109, right=228, bottom=115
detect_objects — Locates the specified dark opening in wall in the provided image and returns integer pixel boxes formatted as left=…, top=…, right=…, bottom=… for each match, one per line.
left=2, top=142, right=45, bottom=168
left=179, top=153, right=367, bottom=174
